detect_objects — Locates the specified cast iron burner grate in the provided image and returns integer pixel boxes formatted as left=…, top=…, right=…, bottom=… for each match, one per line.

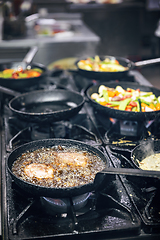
left=107, top=149, right=160, bottom=233
left=4, top=111, right=102, bottom=152
left=7, top=178, right=141, bottom=240
left=90, top=107, right=160, bottom=154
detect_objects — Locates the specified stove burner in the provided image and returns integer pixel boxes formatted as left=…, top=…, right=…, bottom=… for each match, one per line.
left=41, top=193, right=91, bottom=214
left=120, top=120, right=138, bottom=136
left=30, top=122, right=67, bottom=140
left=94, top=110, right=150, bottom=139
left=104, top=119, right=149, bottom=149
left=31, top=124, right=55, bottom=140
left=110, top=152, right=160, bottom=233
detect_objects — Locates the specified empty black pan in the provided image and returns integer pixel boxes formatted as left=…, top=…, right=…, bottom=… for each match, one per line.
left=76, top=55, right=160, bottom=80
left=7, top=139, right=160, bottom=198
left=0, top=85, right=85, bottom=123
left=86, top=81, right=160, bottom=122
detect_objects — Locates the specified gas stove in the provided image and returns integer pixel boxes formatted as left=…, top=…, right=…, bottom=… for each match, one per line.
left=1, top=70, right=160, bottom=240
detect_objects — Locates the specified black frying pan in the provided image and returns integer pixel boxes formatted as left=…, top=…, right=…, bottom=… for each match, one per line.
left=76, top=55, right=160, bottom=80
left=7, top=139, right=160, bottom=198
left=7, top=139, right=109, bottom=198
left=0, top=62, right=47, bottom=91
left=86, top=81, right=160, bottom=122
left=0, top=86, right=85, bottom=123
left=131, top=139, right=160, bottom=170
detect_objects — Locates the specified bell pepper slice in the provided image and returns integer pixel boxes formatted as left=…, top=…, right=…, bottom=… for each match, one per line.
left=119, top=98, right=131, bottom=110
left=102, top=90, right=109, bottom=102
left=156, top=103, right=160, bottom=110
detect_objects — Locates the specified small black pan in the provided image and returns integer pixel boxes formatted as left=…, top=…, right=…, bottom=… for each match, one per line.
left=131, top=139, right=160, bottom=170
left=0, top=62, right=47, bottom=91
left=76, top=55, right=160, bottom=80
left=0, top=85, right=85, bottom=123
left=86, top=81, right=160, bottom=122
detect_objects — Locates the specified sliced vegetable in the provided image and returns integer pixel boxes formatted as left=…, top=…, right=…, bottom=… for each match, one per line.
left=78, top=56, right=128, bottom=72
left=0, top=67, right=43, bottom=79
left=156, top=103, right=160, bottom=110
left=103, top=90, right=109, bottom=102
left=119, top=98, right=131, bottom=110
left=138, top=99, right=142, bottom=112
left=91, top=85, right=160, bottom=113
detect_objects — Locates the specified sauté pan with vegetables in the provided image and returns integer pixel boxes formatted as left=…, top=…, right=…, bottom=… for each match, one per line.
left=77, top=56, right=128, bottom=72
left=0, top=67, right=43, bottom=79
left=91, top=85, right=160, bottom=112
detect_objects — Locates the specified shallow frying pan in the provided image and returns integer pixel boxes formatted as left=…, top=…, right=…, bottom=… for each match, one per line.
left=7, top=139, right=160, bottom=198
left=0, top=86, right=85, bottom=123
left=131, top=139, right=160, bottom=170
left=0, top=46, right=47, bottom=91
left=0, top=62, right=47, bottom=91
left=87, top=81, right=160, bottom=122
left=76, top=55, right=160, bottom=80
left=7, top=139, right=109, bottom=198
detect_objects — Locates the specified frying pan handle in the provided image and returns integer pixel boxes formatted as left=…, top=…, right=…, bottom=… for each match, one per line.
left=23, top=46, right=38, bottom=64
left=0, top=85, right=20, bottom=97
left=134, top=57, right=160, bottom=67
left=95, top=167, right=160, bottom=179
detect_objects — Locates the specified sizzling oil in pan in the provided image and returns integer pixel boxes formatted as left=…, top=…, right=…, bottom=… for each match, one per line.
left=20, top=101, right=77, bottom=114
left=12, top=145, right=105, bottom=188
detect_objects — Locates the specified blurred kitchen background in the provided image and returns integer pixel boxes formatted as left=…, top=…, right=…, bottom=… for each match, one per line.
left=0, top=0, right=159, bottom=87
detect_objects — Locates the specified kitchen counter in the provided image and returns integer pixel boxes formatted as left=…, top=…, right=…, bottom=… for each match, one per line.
left=0, top=13, right=100, bottom=66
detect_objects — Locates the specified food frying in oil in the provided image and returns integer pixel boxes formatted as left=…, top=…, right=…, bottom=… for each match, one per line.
left=12, top=145, right=106, bottom=188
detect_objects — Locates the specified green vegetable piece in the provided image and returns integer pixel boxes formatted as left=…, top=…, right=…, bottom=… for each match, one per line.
left=3, top=73, right=12, bottom=78
left=32, top=68, right=43, bottom=73
left=119, top=98, right=131, bottom=110
left=19, top=73, right=28, bottom=78
left=101, top=61, right=110, bottom=64
left=139, top=97, right=150, bottom=106
left=138, top=99, right=142, bottom=112
left=135, top=99, right=142, bottom=112
left=102, top=90, right=109, bottom=102
left=109, top=101, right=122, bottom=106
left=141, top=92, right=151, bottom=95
left=132, top=107, right=137, bottom=112
left=0, top=73, right=3, bottom=78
